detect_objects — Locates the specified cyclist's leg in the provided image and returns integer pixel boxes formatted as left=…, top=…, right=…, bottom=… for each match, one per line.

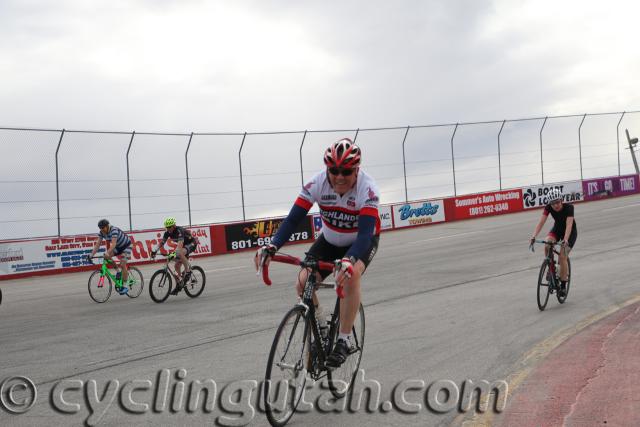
left=174, top=255, right=183, bottom=278
left=298, top=235, right=336, bottom=302
left=116, top=246, right=132, bottom=283
left=183, top=244, right=195, bottom=274
left=559, top=230, right=576, bottom=282
left=545, top=231, right=558, bottom=258
left=338, top=235, right=378, bottom=335
left=339, top=261, right=364, bottom=335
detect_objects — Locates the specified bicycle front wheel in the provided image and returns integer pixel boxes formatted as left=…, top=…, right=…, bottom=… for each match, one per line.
left=537, top=261, right=552, bottom=311
left=184, top=266, right=206, bottom=298
left=126, top=267, right=144, bottom=298
left=88, top=270, right=112, bottom=303
left=149, top=270, right=172, bottom=303
left=557, top=257, right=571, bottom=304
left=327, top=302, right=365, bottom=399
left=264, top=305, right=309, bottom=427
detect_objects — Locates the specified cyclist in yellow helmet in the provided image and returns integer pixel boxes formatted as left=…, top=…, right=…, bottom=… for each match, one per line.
left=152, top=217, right=199, bottom=294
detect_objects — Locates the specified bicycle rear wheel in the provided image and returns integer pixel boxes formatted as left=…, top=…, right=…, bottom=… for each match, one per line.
left=149, top=270, right=172, bottom=303
left=126, top=267, right=144, bottom=298
left=88, top=271, right=112, bottom=303
left=537, top=261, right=551, bottom=311
left=264, top=305, right=309, bottom=427
left=557, top=257, right=571, bottom=304
left=184, top=266, right=206, bottom=298
left=327, top=302, right=365, bottom=399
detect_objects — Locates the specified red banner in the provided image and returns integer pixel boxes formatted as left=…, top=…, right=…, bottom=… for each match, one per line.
left=446, top=189, right=523, bottom=221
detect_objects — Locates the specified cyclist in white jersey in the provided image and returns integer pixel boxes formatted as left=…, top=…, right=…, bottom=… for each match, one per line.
left=255, top=138, right=380, bottom=368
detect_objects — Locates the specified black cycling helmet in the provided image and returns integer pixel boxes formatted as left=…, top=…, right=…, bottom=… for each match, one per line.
left=98, top=219, right=109, bottom=228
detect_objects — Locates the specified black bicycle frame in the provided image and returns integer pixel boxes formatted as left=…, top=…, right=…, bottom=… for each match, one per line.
left=299, top=260, right=339, bottom=372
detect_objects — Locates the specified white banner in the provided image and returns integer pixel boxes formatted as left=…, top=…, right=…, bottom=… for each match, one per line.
left=379, top=205, right=393, bottom=230
left=522, top=181, right=583, bottom=209
left=392, top=200, right=445, bottom=228
left=0, top=227, right=212, bottom=276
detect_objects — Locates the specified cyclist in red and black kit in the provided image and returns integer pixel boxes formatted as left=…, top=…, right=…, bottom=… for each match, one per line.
left=254, top=138, right=381, bottom=368
left=530, top=188, right=577, bottom=296
left=152, top=217, right=198, bottom=294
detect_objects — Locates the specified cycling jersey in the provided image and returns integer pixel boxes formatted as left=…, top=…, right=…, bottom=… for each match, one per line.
left=98, top=226, right=131, bottom=250
left=295, top=169, right=380, bottom=247
left=161, top=226, right=196, bottom=246
left=543, top=203, right=577, bottom=236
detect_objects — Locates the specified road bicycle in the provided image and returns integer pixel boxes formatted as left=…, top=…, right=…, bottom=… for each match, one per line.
left=258, top=252, right=365, bottom=427
left=530, top=240, right=572, bottom=311
left=148, top=252, right=206, bottom=303
left=87, top=256, right=144, bottom=303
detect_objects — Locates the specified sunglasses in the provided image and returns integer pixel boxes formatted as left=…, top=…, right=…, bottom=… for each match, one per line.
left=328, top=167, right=355, bottom=177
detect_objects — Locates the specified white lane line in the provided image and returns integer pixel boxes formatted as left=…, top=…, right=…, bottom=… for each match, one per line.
left=204, top=266, right=248, bottom=273
left=603, top=202, right=640, bottom=212
left=404, top=230, right=487, bottom=245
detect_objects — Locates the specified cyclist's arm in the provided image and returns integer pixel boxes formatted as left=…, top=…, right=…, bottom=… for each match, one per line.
left=107, top=236, right=117, bottom=256
left=532, top=210, right=549, bottom=238
left=345, top=213, right=376, bottom=261
left=270, top=198, right=312, bottom=249
left=152, top=234, right=169, bottom=253
left=563, top=216, right=574, bottom=242
left=89, top=236, right=102, bottom=258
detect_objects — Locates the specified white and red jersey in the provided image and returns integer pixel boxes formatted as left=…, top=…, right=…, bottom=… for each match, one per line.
left=295, top=169, right=380, bottom=247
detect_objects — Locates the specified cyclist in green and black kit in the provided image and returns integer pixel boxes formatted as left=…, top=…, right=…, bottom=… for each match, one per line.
left=151, top=217, right=198, bottom=294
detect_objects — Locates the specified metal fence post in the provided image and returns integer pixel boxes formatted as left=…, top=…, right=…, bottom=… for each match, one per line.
left=238, top=132, right=247, bottom=221
left=185, top=132, right=194, bottom=227
left=401, top=126, right=411, bottom=202
left=126, top=131, right=136, bottom=231
left=497, top=120, right=506, bottom=191
left=450, top=123, right=459, bottom=196
left=54, top=129, right=66, bottom=236
left=298, top=130, right=308, bottom=188
left=539, top=117, right=548, bottom=184
left=616, top=111, right=626, bottom=176
left=578, top=114, right=586, bottom=180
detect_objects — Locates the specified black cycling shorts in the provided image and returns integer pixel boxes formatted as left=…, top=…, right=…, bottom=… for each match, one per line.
left=547, top=226, right=577, bottom=249
left=184, top=242, right=197, bottom=256
left=305, top=234, right=379, bottom=279
left=113, top=243, right=132, bottom=259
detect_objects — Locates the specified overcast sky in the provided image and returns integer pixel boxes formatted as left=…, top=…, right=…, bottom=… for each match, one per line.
left=1, top=0, right=639, bottom=133
left=1, top=0, right=640, bottom=239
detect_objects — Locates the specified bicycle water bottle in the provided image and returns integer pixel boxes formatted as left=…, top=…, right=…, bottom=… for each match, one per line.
left=115, top=271, right=122, bottom=282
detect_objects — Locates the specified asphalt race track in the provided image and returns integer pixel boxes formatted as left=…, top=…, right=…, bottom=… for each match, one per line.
left=2, top=195, right=640, bottom=427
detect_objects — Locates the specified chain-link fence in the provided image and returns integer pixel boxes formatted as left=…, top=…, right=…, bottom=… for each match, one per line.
left=1, top=110, right=639, bottom=240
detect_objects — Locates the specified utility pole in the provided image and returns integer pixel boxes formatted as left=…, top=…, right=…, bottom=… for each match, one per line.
left=626, top=129, right=639, bottom=174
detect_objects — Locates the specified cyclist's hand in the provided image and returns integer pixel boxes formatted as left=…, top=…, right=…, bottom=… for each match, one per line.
left=560, top=240, right=568, bottom=249
left=86, top=255, right=94, bottom=264
left=334, top=257, right=354, bottom=286
left=150, top=250, right=157, bottom=259
left=254, top=244, right=277, bottom=271
left=529, top=237, right=536, bottom=251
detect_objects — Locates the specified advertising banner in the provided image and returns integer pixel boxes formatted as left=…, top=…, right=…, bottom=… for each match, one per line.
left=582, top=174, right=639, bottom=201
left=313, top=215, right=323, bottom=239
left=392, top=200, right=445, bottom=228
left=379, top=205, right=393, bottom=230
left=449, top=189, right=523, bottom=220
left=225, top=217, right=313, bottom=252
left=0, top=227, right=213, bottom=276
left=522, top=181, right=583, bottom=209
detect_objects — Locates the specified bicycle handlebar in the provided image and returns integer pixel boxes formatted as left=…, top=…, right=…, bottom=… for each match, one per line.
left=530, top=239, right=565, bottom=253
left=258, top=253, right=343, bottom=298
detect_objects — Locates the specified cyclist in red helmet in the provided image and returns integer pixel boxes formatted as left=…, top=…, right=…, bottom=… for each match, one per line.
left=254, top=137, right=381, bottom=368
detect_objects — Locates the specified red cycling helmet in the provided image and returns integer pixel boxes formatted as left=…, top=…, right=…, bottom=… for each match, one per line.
left=323, top=138, right=362, bottom=168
